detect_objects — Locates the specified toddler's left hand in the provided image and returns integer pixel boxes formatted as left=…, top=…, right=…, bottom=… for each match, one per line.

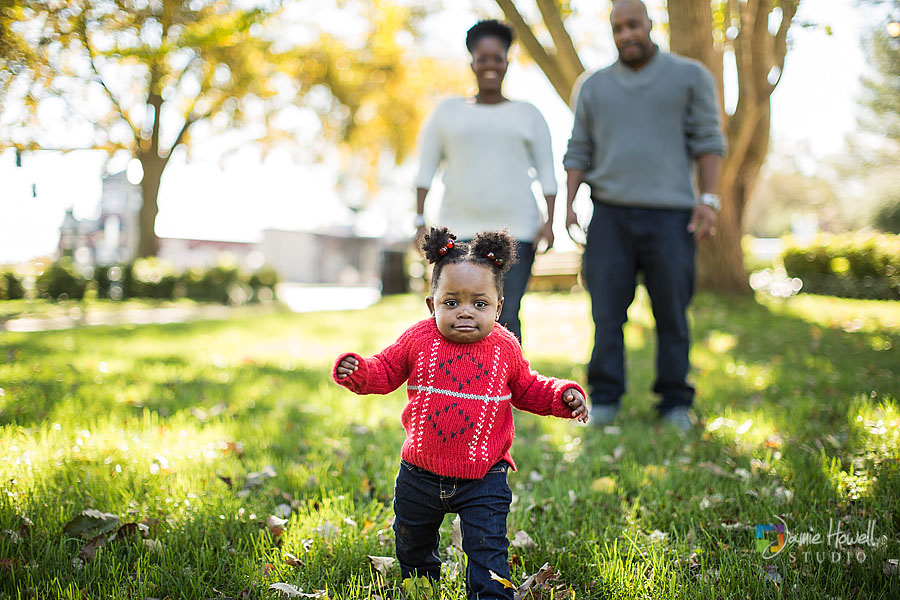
left=563, top=388, right=589, bottom=423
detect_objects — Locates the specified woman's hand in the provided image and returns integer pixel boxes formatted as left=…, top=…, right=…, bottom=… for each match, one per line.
left=335, top=356, right=359, bottom=379
left=535, top=221, right=555, bottom=253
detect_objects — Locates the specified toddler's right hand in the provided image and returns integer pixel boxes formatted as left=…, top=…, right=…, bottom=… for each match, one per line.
left=336, top=356, right=359, bottom=379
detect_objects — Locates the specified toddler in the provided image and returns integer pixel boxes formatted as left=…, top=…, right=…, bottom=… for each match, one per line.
left=333, top=227, right=588, bottom=600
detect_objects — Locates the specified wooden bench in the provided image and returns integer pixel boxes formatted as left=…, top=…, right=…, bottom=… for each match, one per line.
left=528, top=250, right=583, bottom=292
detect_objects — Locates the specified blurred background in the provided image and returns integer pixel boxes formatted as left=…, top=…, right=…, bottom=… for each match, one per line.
left=1, top=0, right=899, bottom=310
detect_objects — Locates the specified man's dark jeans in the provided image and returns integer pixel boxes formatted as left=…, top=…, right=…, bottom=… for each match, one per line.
left=393, top=459, right=513, bottom=600
left=582, top=202, right=696, bottom=414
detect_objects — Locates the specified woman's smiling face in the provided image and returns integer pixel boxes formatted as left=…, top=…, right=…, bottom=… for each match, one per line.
left=470, top=36, right=508, bottom=94
left=426, top=262, right=503, bottom=344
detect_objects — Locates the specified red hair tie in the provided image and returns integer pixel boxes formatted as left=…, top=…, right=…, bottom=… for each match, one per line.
left=486, top=251, right=504, bottom=266
left=438, top=240, right=454, bottom=256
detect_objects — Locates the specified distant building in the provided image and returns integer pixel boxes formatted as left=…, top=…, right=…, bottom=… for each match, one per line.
left=260, top=228, right=382, bottom=285
left=58, top=171, right=141, bottom=264
left=58, top=172, right=390, bottom=286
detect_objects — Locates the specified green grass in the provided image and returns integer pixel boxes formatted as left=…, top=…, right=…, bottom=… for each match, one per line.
left=1, top=290, right=898, bottom=599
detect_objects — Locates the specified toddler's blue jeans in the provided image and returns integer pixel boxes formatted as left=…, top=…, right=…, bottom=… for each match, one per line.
left=392, top=459, right=513, bottom=600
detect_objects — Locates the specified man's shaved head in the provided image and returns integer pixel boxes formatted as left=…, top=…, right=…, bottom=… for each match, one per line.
left=610, top=0, right=655, bottom=69
left=610, top=0, right=650, bottom=22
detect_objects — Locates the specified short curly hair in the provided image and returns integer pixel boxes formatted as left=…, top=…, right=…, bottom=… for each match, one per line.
left=422, top=226, right=518, bottom=295
left=465, top=19, right=514, bottom=53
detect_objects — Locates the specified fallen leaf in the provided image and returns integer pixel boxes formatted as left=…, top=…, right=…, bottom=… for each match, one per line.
left=510, top=530, right=536, bottom=549
left=79, top=533, right=107, bottom=562
left=115, top=522, right=150, bottom=540
left=402, top=576, right=435, bottom=600
left=63, top=509, right=121, bottom=539
left=761, top=564, right=782, bottom=584
left=0, top=558, right=22, bottom=571
left=260, top=562, right=275, bottom=577
left=590, top=476, right=616, bottom=494
left=774, top=487, right=793, bottom=503
left=514, top=563, right=561, bottom=600
left=143, top=539, right=162, bottom=552
left=269, top=582, right=302, bottom=596
left=268, top=515, right=289, bottom=538
left=244, top=465, right=277, bottom=489
left=490, top=571, right=517, bottom=589
left=699, top=494, right=723, bottom=510
left=451, top=515, right=463, bottom=554
left=275, top=503, right=292, bottom=519
left=884, top=558, right=899, bottom=578
left=217, top=475, right=233, bottom=488
left=648, top=530, right=668, bottom=542
left=315, top=522, right=339, bottom=539
left=367, top=555, right=395, bottom=576
left=284, top=552, right=304, bottom=568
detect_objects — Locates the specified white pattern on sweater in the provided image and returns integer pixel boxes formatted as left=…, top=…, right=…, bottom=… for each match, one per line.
left=414, top=97, right=557, bottom=242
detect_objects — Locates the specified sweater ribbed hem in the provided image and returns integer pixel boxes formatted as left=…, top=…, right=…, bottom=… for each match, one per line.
left=401, top=443, right=517, bottom=479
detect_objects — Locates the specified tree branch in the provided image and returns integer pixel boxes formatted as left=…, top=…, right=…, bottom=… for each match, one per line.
left=765, top=0, right=798, bottom=95
left=493, top=0, right=572, bottom=102
left=534, top=0, right=584, bottom=85
left=80, top=25, right=140, bottom=144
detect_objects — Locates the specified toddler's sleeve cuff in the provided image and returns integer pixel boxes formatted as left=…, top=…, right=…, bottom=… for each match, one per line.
left=551, top=382, right=587, bottom=419
left=332, top=353, right=369, bottom=393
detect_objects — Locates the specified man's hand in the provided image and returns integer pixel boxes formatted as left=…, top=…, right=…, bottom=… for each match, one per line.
left=688, top=204, right=717, bottom=242
left=336, top=356, right=359, bottom=379
left=535, top=221, right=555, bottom=253
left=563, top=388, right=589, bottom=423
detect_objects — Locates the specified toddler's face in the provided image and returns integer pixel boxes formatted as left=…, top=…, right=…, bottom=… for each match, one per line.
left=426, top=262, right=502, bottom=344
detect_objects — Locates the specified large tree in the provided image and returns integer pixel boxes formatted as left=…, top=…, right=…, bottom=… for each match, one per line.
left=0, top=0, right=453, bottom=257
left=493, top=0, right=800, bottom=293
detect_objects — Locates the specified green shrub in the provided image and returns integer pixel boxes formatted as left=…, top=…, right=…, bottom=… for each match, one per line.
left=35, top=258, right=88, bottom=301
left=0, top=271, right=26, bottom=300
left=125, top=258, right=180, bottom=300
left=248, top=266, right=279, bottom=302
left=781, top=233, right=900, bottom=300
left=87, top=260, right=278, bottom=304
left=874, top=196, right=900, bottom=234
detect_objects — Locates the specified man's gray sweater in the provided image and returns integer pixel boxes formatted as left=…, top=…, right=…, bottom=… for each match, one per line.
left=563, top=50, right=726, bottom=210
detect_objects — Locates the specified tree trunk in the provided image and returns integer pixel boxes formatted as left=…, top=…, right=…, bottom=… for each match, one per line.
left=669, top=0, right=751, bottom=294
left=138, top=152, right=164, bottom=258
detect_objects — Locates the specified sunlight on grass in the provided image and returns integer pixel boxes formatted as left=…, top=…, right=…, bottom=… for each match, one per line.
left=2, top=291, right=899, bottom=598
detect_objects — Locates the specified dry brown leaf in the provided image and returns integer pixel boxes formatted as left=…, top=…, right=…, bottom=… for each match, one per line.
left=79, top=533, right=107, bottom=562
left=510, top=530, right=536, bottom=549
left=489, top=571, right=516, bottom=589
left=268, top=515, right=289, bottom=538
left=367, top=555, right=395, bottom=576
left=284, top=552, right=304, bottom=568
left=269, top=583, right=328, bottom=598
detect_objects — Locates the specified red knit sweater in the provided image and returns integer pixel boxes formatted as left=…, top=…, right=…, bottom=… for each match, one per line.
left=332, top=318, right=585, bottom=479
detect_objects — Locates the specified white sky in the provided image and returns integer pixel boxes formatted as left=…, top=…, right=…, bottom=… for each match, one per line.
left=0, top=0, right=883, bottom=263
